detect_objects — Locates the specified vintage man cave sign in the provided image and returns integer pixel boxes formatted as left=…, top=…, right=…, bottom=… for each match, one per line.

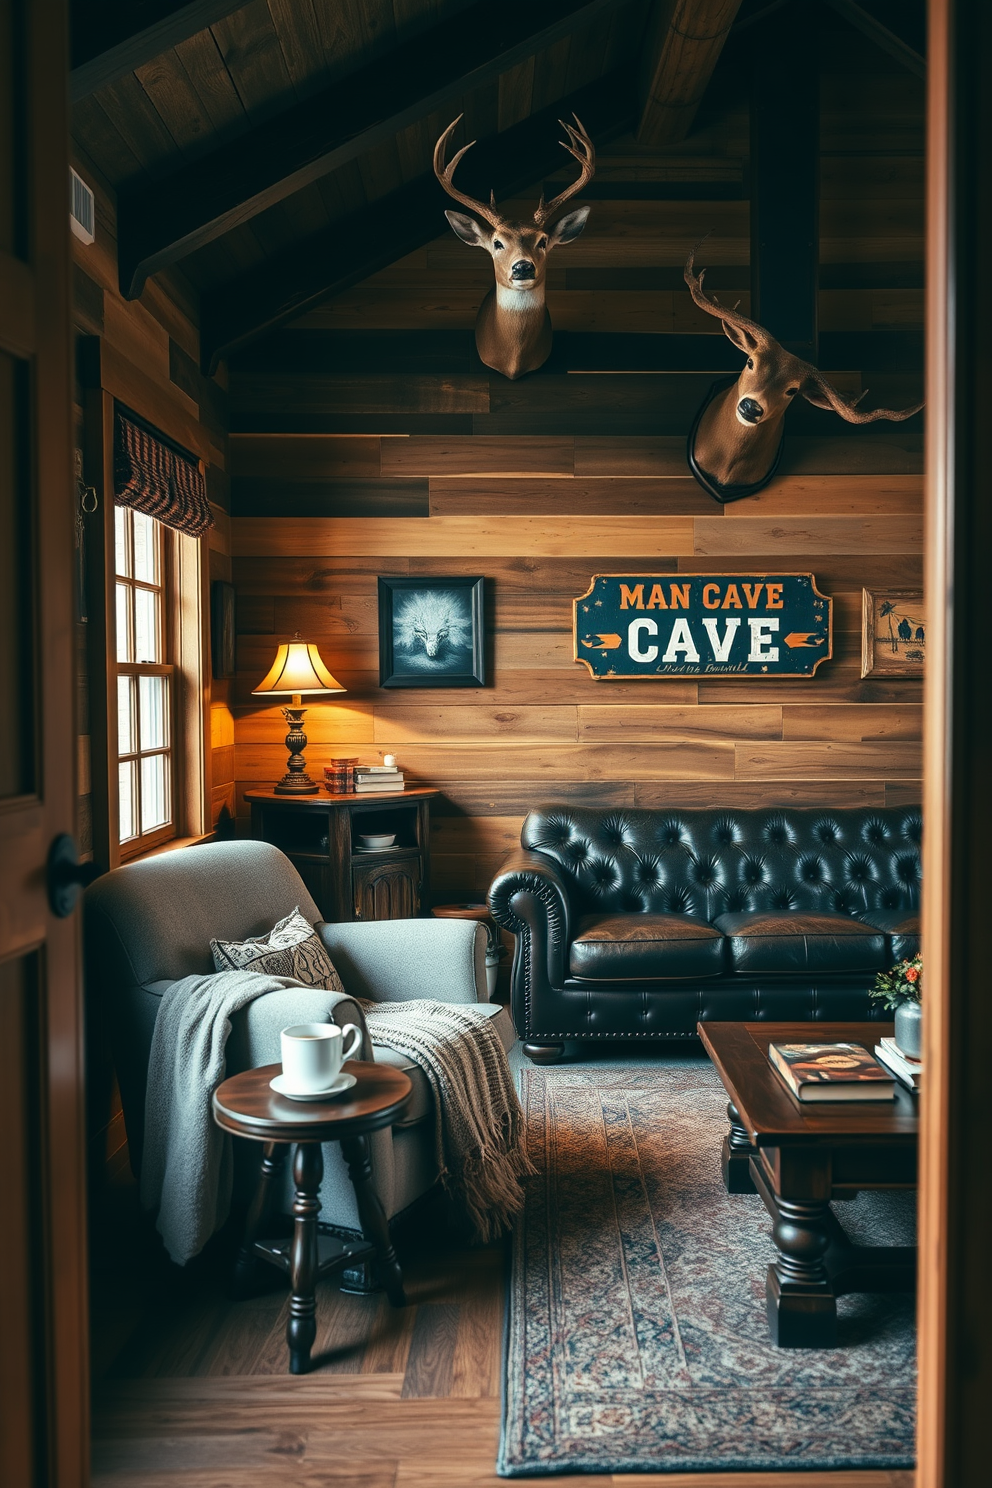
left=574, top=574, right=833, bottom=680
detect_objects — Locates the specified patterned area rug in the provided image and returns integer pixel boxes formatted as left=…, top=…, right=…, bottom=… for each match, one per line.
left=499, top=1060, right=916, bottom=1476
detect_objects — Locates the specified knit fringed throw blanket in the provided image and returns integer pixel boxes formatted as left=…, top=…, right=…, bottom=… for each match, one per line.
left=359, top=999, right=535, bottom=1242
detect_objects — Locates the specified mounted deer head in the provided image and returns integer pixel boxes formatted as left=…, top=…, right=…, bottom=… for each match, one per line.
left=434, top=114, right=595, bottom=380
left=683, top=243, right=924, bottom=501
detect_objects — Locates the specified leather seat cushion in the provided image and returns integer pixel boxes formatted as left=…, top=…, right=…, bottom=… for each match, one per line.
left=713, top=911, right=888, bottom=975
left=374, top=1002, right=515, bottom=1126
left=858, top=910, right=920, bottom=962
left=568, top=913, right=725, bottom=982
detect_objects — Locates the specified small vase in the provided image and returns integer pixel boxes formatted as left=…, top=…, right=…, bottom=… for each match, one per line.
left=894, top=999, right=922, bottom=1060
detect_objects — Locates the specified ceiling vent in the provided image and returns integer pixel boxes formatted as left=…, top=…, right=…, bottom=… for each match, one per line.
left=70, top=168, right=95, bottom=245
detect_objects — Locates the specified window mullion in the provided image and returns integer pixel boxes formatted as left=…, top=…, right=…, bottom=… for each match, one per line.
left=127, top=577, right=136, bottom=667
left=129, top=671, right=138, bottom=775
left=134, top=663, right=143, bottom=841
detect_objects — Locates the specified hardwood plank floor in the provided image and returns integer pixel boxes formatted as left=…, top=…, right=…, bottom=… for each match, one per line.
left=90, top=1178, right=914, bottom=1488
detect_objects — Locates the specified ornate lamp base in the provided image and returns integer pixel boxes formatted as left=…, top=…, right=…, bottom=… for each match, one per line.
left=273, top=704, right=319, bottom=795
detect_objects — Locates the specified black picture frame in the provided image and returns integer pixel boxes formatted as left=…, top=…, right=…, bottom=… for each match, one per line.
left=377, top=575, right=485, bottom=688
left=211, top=580, right=236, bottom=679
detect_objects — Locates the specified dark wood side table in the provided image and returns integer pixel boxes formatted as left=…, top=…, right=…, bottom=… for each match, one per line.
left=698, top=1020, right=918, bottom=1349
left=212, top=1058, right=412, bottom=1374
left=245, top=786, right=439, bottom=923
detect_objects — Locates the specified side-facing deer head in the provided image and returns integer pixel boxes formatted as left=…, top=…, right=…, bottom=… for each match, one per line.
left=434, top=114, right=595, bottom=380
left=684, top=244, right=924, bottom=500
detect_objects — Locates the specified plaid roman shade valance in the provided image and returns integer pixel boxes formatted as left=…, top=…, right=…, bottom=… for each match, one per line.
left=113, top=408, right=213, bottom=538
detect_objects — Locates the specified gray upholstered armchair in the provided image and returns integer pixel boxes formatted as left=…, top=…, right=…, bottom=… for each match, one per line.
left=84, top=839, right=514, bottom=1245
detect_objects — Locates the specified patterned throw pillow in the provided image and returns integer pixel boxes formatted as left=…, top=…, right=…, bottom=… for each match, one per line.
left=210, top=907, right=345, bottom=991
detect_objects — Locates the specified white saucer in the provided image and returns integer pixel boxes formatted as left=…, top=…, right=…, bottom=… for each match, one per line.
left=269, top=1071, right=357, bottom=1102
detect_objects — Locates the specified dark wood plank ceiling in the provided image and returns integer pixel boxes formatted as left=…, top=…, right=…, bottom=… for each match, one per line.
left=116, top=0, right=626, bottom=297
left=70, top=0, right=926, bottom=370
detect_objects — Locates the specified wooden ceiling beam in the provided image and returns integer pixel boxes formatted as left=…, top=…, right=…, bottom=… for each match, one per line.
left=821, top=0, right=925, bottom=78
left=200, top=69, right=634, bottom=376
left=749, top=0, right=819, bottom=357
left=116, top=0, right=618, bottom=300
left=636, top=0, right=745, bottom=148
left=70, top=1, right=246, bottom=103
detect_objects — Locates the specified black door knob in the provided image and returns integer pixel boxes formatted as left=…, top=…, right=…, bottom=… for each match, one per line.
left=47, top=833, right=100, bottom=918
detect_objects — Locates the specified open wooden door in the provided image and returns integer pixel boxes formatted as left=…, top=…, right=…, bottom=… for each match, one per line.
left=0, top=1, right=90, bottom=1485
left=920, top=1, right=992, bottom=1483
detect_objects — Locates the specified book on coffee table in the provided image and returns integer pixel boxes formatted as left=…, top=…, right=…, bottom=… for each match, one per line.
left=768, top=1042, right=897, bottom=1102
left=874, top=1036, right=922, bottom=1092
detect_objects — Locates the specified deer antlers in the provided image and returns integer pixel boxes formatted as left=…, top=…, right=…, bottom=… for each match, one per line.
left=533, top=115, right=596, bottom=227
left=802, top=370, right=924, bottom=424
left=433, top=117, right=505, bottom=229
left=685, top=239, right=924, bottom=424
left=434, top=113, right=595, bottom=229
left=684, top=240, right=767, bottom=344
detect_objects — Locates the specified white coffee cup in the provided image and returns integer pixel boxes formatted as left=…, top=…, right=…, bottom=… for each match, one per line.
left=280, top=1022, right=362, bottom=1093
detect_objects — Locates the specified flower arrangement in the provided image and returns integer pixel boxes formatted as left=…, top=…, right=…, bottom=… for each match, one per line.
left=869, top=953, right=922, bottom=1010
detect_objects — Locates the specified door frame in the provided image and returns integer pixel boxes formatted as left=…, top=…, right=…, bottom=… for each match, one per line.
left=0, top=1, right=89, bottom=1484
left=919, top=1, right=992, bottom=1483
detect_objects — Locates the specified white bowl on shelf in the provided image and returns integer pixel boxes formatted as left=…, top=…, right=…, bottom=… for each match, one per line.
left=358, top=833, right=396, bottom=849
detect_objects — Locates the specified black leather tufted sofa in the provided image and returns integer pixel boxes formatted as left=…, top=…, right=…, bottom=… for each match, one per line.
left=487, top=804, right=921, bottom=1063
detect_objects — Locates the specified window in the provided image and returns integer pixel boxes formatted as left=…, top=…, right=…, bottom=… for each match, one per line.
left=114, top=506, right=175, bottom=855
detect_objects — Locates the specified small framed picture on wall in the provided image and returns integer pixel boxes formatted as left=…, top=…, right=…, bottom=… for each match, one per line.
left=861, top=588, right=925, bottom=678
left=211, top=580, right=236, bottom=679
left=377, top=575, right=485, bottom=688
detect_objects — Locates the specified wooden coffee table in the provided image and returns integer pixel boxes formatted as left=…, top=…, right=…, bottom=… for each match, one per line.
left=212, top=1058, right=412, bottom=1373
left=698, top=1021, right=918, bottom=1348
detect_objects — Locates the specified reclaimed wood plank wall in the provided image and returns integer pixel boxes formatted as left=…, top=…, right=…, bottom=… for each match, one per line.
left=72, top=151, right=237, bottom=842
left=229, top=38, right=924, bottom=906
left=71, top=154, right=233, bottom=1172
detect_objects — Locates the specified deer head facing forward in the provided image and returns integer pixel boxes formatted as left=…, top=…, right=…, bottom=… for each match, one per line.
left=434, top=115, right=595, bottom=379
left=684, top=243, right=924, bottom=494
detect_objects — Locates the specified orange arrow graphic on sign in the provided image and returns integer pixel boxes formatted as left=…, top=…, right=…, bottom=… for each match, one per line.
left=581, top=633, right=623, bottom=650
left=784, top=632, right=826, bottom=648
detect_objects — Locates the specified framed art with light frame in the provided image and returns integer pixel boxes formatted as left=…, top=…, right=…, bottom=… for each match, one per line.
left=861, top=588, right=925, bottom=678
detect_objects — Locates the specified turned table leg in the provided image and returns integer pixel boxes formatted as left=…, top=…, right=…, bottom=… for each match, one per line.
left=766, top=1194, right=836, bottom=1348
left=721, top=1102, right=757, bottom=1194
left=232, top=1141, right=287, bottom=1298
left=340, top=1132, right=407, bottom=1308
left=287, top=1142, right=323, bottom=1374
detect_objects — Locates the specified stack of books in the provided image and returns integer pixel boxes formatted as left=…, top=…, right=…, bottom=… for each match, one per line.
left=874, top=1035, right=922, bottom=1092
left=768, top=1042, right=897, bottom=1103
left=354, top=764, right=405, bottom=794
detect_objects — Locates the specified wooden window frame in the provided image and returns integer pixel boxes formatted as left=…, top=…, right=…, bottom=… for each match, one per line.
left=114, top=506, right=176, bottom=860
left=81, top=378, right=209, bottom=872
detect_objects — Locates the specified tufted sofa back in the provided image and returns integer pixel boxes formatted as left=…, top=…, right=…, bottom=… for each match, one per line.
left=520, top=805, right=922, bottom=921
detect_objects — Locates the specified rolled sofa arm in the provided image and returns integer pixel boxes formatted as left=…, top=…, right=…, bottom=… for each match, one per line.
left=488, top=849, right=574, bottom=1023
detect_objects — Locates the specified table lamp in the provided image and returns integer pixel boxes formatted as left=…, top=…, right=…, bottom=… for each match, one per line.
left=252, top=635, right=345, bottom=794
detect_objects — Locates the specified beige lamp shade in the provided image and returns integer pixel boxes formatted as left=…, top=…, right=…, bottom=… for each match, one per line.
left=252, top=639, right=345, bottom=696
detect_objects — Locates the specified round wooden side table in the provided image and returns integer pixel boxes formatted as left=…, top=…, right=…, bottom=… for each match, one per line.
left=212, top=1058, right=412, bottom=1374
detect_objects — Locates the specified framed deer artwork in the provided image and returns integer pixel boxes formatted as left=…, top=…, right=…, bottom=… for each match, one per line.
left=377, top=576, right=486, bottom=689
left=861, top=589, right=925, bottom=678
